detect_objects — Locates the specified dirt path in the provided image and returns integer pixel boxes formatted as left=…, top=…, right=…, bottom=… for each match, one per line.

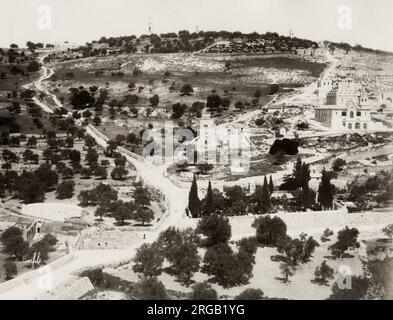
left=0, top=50, right=376, bottom=300
left=0, top=52, right=190, bottom=299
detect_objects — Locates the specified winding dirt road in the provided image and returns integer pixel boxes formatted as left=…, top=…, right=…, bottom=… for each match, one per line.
left=0, top=52, right=189, bottom=300
left=0, top=50, right=353, bottom=299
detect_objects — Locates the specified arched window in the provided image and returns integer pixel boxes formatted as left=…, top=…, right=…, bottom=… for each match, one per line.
left=350, top=111, right=354, bottom=118
left=363, top=123, right=367, bottom=130
left=355, top=123, right=361, bottom=130
left=357, top=111, right=361, bottom=117
left=348, top=123, right=353, bottom=129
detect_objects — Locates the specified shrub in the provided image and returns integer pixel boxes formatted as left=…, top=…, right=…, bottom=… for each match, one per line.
left=80, top=268, right=104, bottom=287
left=269, top=139, right=299, bottom=156
left=136, top=278, right=169, bottom=300
left=382, top=224, right=393, bottom=239
left=332, top=158, right=347, bottom=172
left=314, top=260, right=334, bottom=285
left=321, top=228, right=334, bottom=242
left=235, top=288, right=264, bottom=300
left=133, top=243, right=164, bottom=278
left=252, top=216, right=287, bottom=247
left=328, top=276, right=370, bottom=300
left=329, top=227, right=360, bottom=258
left=190, top=282, right=218, bottom=300
left=4, top=261, right=17, bottom=280
left=196, top=214, right=231, bottom=247
left=56, top=181, right=75, bottom=199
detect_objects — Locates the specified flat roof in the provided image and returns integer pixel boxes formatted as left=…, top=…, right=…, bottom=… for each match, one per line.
left=316, top=104, right=372, bottom=111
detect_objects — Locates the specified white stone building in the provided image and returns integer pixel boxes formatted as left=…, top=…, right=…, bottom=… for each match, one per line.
left=315, top=103, right=372, bottom=130
left=315, top=79, right=376, bottom=131
left=179, top=116, right=254, bottom=168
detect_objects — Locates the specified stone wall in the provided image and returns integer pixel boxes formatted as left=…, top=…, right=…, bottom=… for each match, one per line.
left=52, top=277, right=94, bottom=300
left=73, top=227, right=142, bottom=250
left=0, top=253, right=74, bottom=294
left=180, top=210, right=393, bottom=240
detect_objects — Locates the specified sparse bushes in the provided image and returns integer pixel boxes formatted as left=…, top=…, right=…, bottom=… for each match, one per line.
left=329, top=227, right=360, bottom=259
left=111, top=166, right=128, bottom=180
left=28, top=234, right=58, bottom=264
left=279, top=261, right=295, bottom=283
left=276, top=233, right=319, bottom=266
left=296, top=121, right=309, bottom=130
left=133, top=243, right=164, bottom=278
left=332, top=158, right=346, bottom=172
left=180, top=83, right=194, bottom=96
left=313, top=260, right=334, bottom=285
left=234, top=101, right=245, bottom=110
left=321, top=228, right=334, bottom=242
left=235, top=288, right=264, bottom=300
left=196, top=213, right=231, bottom=247
left=382, top=224, right=393, bottom=239
left=190, top=282, right=218, bottom=300
left=206, top=94, right=222, bottom=112
left=269, top=84, right=279, bottom=95
left=269, top=139, right=299, bottom=156
left=78, top=183, right=118, bottom=207
left=328, top=276, right=370, bottom=300
left=252, top=216, right=287, bottom=247
left=171, top=102, right=188, bottom=119
left=69, top=87, right=95, bottom=109
left=56, top=181, right=75, bottom=199
left=201, top=243, right=254, bottom=288
left=4, top=261, right=17, bottom=280
left=157, top=228, right=200, bottom=286
left=136, top=278, right=169, bottom=300
left=110, top=200, right=136, bottom=225
left=0, top=227, right=29, bottom=260
left=80, top=268, right=104, bottom=287
left=149, top=94, right=159, bottom=107
left=132, top=66, right=142, bottom=76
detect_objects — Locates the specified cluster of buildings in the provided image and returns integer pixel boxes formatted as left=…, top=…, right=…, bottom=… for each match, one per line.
left=296, top=47, right=326, bottom=57
left=178, top=116, right=253, bottom=173
left=315, top=78, right=378, bottom=131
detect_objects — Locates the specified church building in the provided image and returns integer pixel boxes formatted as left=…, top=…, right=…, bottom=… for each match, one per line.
left=315, top=79, right=374, bottom=131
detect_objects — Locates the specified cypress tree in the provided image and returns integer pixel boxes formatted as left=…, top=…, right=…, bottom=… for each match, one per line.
left=269, top=175, right=274, bottom=195
left=261, top=176, right=271, bottom=213
left=188, top=174, right=201, bottom=218
left=302, top=181, right=311, bottom=210
left=204, top=180, right=214, bottom=216
left=317, top=169, right=335, bottom=209
left=301, top=163, right=311, bottom=209
left=294, top=157, right=303, bottom=188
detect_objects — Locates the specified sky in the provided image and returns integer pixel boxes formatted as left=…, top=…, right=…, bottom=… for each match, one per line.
left=1, top=0, right=393, bottom=51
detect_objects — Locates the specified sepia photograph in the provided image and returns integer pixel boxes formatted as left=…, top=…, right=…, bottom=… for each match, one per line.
left=0, top=0, right=393, bottom=308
